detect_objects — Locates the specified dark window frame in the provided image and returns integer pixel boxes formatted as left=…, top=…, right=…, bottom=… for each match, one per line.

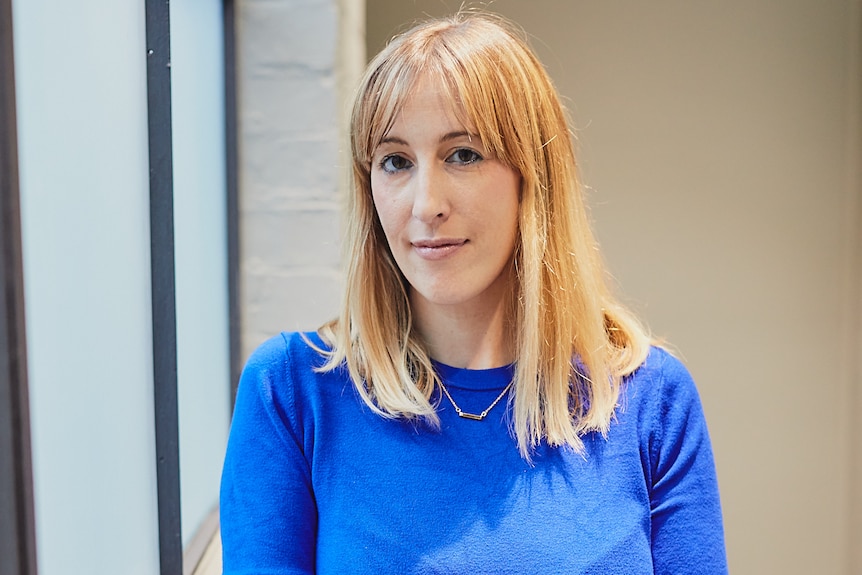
left=147, top=0, right=240, bottom=572
left=0, top=0, right=39, bottom=573
left=1, top=1, right=238, bottom=572
left=145, top=1, right=182, bottom=574
left=225, top=0, right=240, bottom=409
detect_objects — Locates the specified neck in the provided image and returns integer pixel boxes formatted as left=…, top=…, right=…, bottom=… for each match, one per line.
left=410, top=283, right=515, bottom=370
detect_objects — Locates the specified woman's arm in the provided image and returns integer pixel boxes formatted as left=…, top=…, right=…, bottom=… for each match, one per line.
left=646, top=352, right=728, bottom=574
left=220, top=334, right=317, bottom=575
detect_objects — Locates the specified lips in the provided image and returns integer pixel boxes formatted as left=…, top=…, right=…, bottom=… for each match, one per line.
left=411, top=238, right=467, bottom=260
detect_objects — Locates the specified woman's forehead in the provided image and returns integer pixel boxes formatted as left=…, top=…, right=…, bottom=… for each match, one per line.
left=388, top=78, right=471, bottom=128
left=375, top=73, right=475, bottom=143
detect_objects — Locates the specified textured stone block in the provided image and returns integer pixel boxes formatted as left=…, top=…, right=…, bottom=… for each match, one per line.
left=238, top=0, right=358, bottom=360
left=242, top=72, right=337, bottom=139
left=242, top=136, right=341, bottom=203
left=241, top=0, right=337, bottom=72
left=242, top=207, right=342, bottom=271
left=242, top=270, right=343, bottom=357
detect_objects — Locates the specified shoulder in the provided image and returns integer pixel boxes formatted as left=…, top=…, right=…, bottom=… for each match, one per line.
left=244, top=331, right=331, bottom=372
left=242, top=330, right=336, bottom=390
left=626, top=349, right=727, bottom=572
left=621, top=346, right=715, bottom=478
left=629, top=346, right=692, bottom=384
left=623, top=346, right=700, bottom=411
left=619, top=346, right=709, bottom=452
left=237, top=331, right=334, bottom=415
left=240, top=331, right=335, bottom=393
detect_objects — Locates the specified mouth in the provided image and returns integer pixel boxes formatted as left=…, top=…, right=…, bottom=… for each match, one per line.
left=411, top=238, right=467, bottom=260
left=412, top=238, right=467, bottom=249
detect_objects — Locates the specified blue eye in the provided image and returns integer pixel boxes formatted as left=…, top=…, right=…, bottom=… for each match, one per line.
left=379, top=154, right=412, bottom=173
left=447, top=148, right=483, bottom=165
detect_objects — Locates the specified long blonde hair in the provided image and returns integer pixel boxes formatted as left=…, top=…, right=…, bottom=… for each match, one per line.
left=317, top=13, right=652, bottom=457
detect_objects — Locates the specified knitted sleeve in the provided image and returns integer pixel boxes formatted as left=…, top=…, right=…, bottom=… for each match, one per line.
left=646, top=350, right=728, bottom=575
left=220, top=334, right=317, bottom=575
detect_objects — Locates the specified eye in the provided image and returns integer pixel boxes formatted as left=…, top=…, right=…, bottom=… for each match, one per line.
left=379, top=154, right=413, bottom=173
left=446, top=148, right=483, bottom=166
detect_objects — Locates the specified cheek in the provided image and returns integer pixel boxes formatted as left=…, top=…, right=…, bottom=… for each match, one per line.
left=369, top=175, right=386, bottom=223
left=369, top=173, right=382, bottom=212
left=370, top=183, right=400, bottom=241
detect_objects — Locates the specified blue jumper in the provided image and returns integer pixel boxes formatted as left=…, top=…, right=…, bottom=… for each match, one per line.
left=220, top=332, right=727, bottom=574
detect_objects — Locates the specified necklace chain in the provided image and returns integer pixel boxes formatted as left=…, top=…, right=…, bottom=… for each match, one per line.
left=438, top=379, right=514, bottom=421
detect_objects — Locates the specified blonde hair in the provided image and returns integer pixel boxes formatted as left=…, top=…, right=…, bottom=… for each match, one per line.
left=317, top=13, right=652, bottom=457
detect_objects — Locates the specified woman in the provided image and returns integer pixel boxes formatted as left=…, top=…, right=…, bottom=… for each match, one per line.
left=221, top=13, right=727, bottom=574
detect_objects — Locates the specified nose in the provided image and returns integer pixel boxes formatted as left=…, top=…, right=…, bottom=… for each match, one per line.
left=411, top=164, right=450, bottom=224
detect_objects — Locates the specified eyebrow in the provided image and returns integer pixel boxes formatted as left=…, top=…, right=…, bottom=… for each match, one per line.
left=379, top=130, right=476, bottom=147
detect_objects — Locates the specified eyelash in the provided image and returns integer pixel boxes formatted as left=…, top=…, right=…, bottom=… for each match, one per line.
left=377, top=148, right=484, bottom=174
left=447, top=148, right=483, bottom=165
left=378, top=154, right=412, bottom=173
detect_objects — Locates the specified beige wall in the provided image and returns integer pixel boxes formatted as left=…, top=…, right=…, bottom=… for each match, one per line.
left=366, top=1, right=862, bottom=573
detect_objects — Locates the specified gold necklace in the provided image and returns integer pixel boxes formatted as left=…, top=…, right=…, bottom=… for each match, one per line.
left=438, top=380, right=514, bottom=421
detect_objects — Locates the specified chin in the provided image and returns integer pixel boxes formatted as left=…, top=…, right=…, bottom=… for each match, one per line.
left=418, top=286, right=499, bottom=309
left=413, top=290, right=464, bottom=307
left=409, top=283, right=471, bottom=307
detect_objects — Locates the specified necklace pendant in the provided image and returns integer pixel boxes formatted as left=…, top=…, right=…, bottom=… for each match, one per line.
left=439, top=379, right=512, bottom=423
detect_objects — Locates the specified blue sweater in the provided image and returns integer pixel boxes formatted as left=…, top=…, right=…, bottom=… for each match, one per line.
left=220, top=332, right=727, bottom=574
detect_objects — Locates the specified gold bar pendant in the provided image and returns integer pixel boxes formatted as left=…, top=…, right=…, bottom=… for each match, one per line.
left=458, top=411, right=484, bottom=421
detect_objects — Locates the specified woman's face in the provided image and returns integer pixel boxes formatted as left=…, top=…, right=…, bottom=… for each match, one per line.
left=370, top=75, right=521, bottom=315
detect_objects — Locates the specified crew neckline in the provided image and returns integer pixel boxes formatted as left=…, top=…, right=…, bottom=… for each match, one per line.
left=431, top=359, right=515, bottom=391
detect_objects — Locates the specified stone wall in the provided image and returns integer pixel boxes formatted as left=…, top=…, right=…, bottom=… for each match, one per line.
left=237, top=0, right=364, bottom=360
